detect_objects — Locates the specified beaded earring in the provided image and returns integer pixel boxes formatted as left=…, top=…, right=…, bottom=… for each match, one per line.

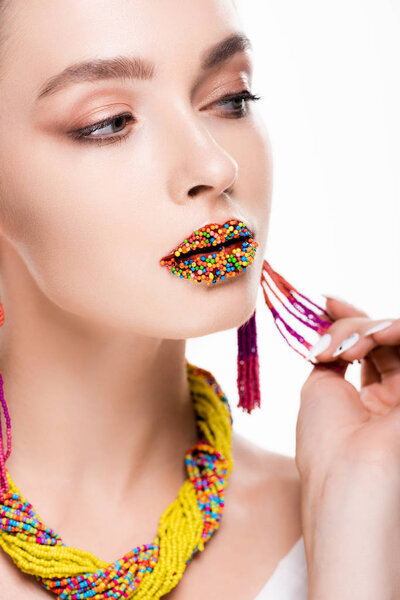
left=237, top=309, right=261, bottom=414
left=0, top=258, right=339, bottom=499
left=236, top=258, right=335, bottom=414
left=0, top=297, right=10, bottom=502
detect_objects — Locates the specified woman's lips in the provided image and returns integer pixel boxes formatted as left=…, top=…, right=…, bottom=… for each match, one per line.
left=160, top=218, right=259, bottom=286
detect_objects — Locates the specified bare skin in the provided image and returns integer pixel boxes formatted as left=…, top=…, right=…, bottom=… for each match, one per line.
left=2, top=1, right=399, bottom=598
left=297, top=300, right=400, bottom=598
left=0, top=0, right=304, bottom=598
left=0, top=433, right=302, bottom=599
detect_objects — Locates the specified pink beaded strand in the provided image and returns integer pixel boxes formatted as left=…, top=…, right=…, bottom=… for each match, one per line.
left=237, top=310, right=261, bottom=414
left=260, top=259, right=334, bottom=357
left=0, top=296, right=11, bottom=503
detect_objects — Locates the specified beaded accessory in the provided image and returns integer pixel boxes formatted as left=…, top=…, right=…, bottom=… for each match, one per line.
left=0, top=257, right=342, bottom=596
left=236, top=258, right=336, bottom=414
left=0, top=360, right=233, bottom=599
left=237, top=309, right=260, bottom=414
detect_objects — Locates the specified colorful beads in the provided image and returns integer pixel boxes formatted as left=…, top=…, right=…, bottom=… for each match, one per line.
left=0, top=372, right=11, bottom=500
left=237, top=310, right=261, bottom=414
left=0, top=362, right=233, bottom=599
left=160, top=219, right=259, bottom=285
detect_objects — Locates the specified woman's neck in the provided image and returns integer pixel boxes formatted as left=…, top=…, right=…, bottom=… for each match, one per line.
left=0, top=251, right=198, bottom=508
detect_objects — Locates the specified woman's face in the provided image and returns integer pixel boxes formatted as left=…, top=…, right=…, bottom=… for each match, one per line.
left=0, top=0, right=272, bottom=338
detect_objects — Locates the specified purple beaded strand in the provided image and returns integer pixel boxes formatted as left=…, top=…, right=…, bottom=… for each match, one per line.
left=0, top=372, right=11, bottom=502
left=237, top=310, right=261, bottom=414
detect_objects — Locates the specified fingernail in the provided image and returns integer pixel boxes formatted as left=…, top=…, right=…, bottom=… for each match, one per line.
left=332, top=332, right=360, bottom=357
left=306, top=333, right=332, bottom=360
left=322, top=294, right=352, bottom=305
left=364, top=320, right=393, bottom=336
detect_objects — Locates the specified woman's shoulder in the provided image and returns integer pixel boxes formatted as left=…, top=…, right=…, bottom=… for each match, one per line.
left=230, top=430, right=303, bottom=547
left=232, top=430, right=300, bottom=476
left=163, top=431, right=304, bottom=600
left=231, top=429, right=301, bottom=490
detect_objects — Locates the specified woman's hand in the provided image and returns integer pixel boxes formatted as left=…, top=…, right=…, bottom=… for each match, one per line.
left=296, top=297, right=400, bottom=487
left=295, top=297, right=400, bottom=599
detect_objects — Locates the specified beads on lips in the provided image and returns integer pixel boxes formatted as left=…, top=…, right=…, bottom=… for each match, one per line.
left=159, top=219, right=259, bottom=285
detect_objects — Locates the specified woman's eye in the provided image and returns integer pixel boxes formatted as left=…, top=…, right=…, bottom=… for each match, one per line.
left=68, top=113, right=135, bottom=145
left=68, top=90, right=262, bottom=147
left=213, top=89, right=262, bottom=118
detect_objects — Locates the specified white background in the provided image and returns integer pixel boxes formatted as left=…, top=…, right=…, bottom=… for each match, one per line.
left=187, top=1, right=400, bottom=458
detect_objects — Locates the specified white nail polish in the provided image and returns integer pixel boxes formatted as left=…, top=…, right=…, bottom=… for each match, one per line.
left=332, top=332, right=360, bottom=357
left=306, top=333, right=332, bottom=360
left=322, top=294, right=351, bottom=304
left=364, top=320, right=393, bottom=336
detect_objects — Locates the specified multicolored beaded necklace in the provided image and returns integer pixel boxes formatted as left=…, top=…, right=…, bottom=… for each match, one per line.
left=0, top=361, right=233, bottom=599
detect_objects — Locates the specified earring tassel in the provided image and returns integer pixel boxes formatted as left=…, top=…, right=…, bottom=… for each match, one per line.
left=0, top=372, right=11, bottom=503
left=260, top=259, right=334, bottom=358
left=0, top=298, right=11, bottom=504
left=237, top=309, right=261, bottom=414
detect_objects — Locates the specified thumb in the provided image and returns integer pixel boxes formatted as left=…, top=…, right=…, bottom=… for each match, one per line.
left=296, top=360, right=369, bottom=481
left=299, top=360, right=368, bottom=440
left=323, top=296, right=370, bottom=320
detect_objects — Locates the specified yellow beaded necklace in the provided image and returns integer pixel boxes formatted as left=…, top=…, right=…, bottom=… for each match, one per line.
left=0, top=360, right=233, bottom=599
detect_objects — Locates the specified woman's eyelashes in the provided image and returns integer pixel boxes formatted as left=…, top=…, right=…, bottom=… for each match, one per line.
left=213, top=89, right=262, bottom=118
left=67, top=89, right=262, bottom=146
left=67, top=113, right=134, bottom=146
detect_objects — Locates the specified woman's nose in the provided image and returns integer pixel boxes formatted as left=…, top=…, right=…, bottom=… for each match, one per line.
left=162, top=107, right=239, bottom=205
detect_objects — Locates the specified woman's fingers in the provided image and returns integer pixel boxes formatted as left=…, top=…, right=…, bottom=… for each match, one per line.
left=360, top=354, right=381, bottom=387
left=298, top=299, right=400, bottom=502
left=307, top=296, right=400, bottom=413
left=307, top=297, right=369, bottom=363
left=306, top=297, right=399, bottom=365
left=307, top=317, right=398, bottom=363
left=366, top=318, right=400, bottom=347
left=322, top=296, right=370, bottom=320
left=367, top=344, right=400, bottom=378
left=360, top=346, right=400, bottom=414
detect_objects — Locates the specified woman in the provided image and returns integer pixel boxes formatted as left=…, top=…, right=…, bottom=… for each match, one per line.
left=0, top=1, right=399, bottom=598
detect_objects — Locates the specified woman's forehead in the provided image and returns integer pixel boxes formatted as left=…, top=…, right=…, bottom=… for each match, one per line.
left=0, top=0, right=245, bottom=94
left=1, top=0, right=241, bottom=62
left=2, top=0, right=247, bottom=106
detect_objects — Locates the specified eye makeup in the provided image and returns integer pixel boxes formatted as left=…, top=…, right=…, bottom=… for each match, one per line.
left=66, top=89, right=261, bottom=146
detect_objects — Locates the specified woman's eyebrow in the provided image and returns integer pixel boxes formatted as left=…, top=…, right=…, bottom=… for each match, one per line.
left=34, top=31, right=253, bottom=102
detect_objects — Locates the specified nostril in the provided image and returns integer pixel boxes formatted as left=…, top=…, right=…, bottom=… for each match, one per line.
left=188, top=185, right=211, bottom=197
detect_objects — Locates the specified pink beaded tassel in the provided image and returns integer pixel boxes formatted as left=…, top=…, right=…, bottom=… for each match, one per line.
left=237, top=258, right=336, bottom=415
left=260, top=259, right=334, bottom=358
left=237, top=309, right=261, bottom=414
left=0, top=299, right=11, bottom=504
